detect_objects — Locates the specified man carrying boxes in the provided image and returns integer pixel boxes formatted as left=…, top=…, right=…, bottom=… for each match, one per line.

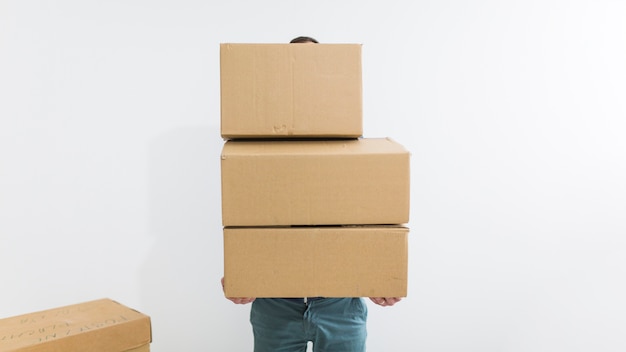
left=219, top=36, right=410, bottom=352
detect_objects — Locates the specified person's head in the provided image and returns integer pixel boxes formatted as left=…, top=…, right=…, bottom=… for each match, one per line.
left=290, top=36, right=319, bottom=44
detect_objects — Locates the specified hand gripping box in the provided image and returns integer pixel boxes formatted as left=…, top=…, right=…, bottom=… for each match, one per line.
left=0, top=299, right=151, bottom=352
left=221, top=138, right=410, bottom=226
left=220, top=43, right=362, bottom=138
left=223, top=225, right=409, bottom=298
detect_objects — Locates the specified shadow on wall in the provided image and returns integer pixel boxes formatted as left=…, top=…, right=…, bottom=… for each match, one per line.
left=140, top=126, right=231, bottom=350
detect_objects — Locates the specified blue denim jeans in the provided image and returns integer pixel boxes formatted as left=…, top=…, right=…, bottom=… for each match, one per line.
left=250, top=298, right=368, bottom=352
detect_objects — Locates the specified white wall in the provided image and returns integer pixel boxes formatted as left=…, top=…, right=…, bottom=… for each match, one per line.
left=1, top=1, right=625, bottom=351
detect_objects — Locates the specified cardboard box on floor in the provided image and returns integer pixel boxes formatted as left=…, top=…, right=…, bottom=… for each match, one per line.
left=0, top=298, right=151, bottom=352
left=223, top=226, right=408, bottom=298
left=220, top=43, right=362, bottom=139
left=221, top=138, right=410, bottom=227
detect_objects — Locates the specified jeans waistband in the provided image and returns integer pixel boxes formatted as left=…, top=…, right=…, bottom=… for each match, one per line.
left=281, top=297, right=324, bottom=304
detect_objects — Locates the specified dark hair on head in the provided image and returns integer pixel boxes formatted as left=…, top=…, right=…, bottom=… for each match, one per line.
left=290, top=36, right=319, bottom=43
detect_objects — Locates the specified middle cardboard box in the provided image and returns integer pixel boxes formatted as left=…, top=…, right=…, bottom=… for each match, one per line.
left=221, top=137, right=410, bottom=227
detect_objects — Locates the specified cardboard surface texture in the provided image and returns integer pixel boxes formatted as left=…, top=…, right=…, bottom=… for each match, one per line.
left=221, top=138, right=410, bottom=226
left=125, top=345, right=150, bottom=352
left=0, top=299, right=151, bottom=352
left=224, top=226, right=409, bottom=297
left=220, top=43, right=362, bottom=138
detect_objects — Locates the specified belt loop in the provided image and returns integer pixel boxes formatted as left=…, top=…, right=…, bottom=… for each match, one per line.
left=304, top=297, right=308, bottom=305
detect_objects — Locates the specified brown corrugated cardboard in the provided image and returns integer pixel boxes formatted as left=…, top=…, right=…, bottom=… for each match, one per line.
left=221, top=138, right=410, bottom=226
left=0, top=299, right=151, bottom=352
left=220, top=43, right=362, bottom=138
left=125, top=344, right=150, bottom=352
left=223, top=226, right=408, bottom=297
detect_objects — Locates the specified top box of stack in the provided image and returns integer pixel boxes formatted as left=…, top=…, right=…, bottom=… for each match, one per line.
left=220, top=43, right=362, bottom=139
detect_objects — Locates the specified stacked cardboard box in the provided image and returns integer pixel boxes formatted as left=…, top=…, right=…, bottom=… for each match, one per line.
left=220, top=43, right=410, bottom=298
left=0, top=299, right=152, bottom=352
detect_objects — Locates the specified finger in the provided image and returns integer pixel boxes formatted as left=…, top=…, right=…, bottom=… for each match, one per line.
left=369, top=297, right=385, bottom=305
left=229, top=297, right=255, bottom=304
left=369, top=297, right=402, bottom=307
left=384, top=297, right=401, bottom=306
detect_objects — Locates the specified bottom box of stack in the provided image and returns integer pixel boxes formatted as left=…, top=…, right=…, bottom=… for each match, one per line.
left=127, top=344, right=150, bottom=352
left=0, top=298, right=151, bottom=352
left=224, top=225, right=408, bottom=298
